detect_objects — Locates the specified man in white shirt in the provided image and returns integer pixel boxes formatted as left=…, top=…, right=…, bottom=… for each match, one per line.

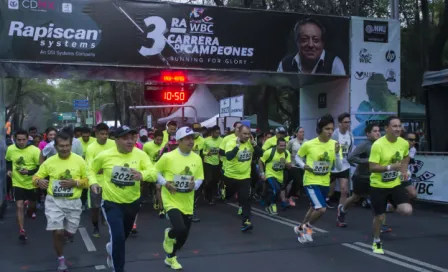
left=328, top=113, right=354, bottom=215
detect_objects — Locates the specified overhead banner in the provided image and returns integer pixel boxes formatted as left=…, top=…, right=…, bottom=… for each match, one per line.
left=413, top=155, right=448, bottom=203
left=0, top=0, right=349, bottom=74
left=350, top=17, right=400, bottom=144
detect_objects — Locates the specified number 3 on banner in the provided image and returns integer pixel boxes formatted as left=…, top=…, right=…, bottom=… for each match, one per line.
left=139, top=16, right=167, bottom=56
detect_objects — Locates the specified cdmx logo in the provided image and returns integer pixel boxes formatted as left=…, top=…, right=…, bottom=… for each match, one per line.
left=410, top=160, right=436, bottom=195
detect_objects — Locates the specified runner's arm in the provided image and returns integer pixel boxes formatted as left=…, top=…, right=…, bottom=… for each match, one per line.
left=225, top=146, right=239, bottom=161
left=295, top=155, right=305, bottom=168
left=348, top=141, right=369, bottom=165
left=141, top=158, right=158, bottom=183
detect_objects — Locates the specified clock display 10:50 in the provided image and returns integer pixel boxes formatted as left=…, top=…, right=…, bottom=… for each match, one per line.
left=163, top=91, right=186, bottom=101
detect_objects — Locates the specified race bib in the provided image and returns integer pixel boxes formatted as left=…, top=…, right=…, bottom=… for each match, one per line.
left=382, top=171, right=399, bottom=182
left=342, top=145, right=349, bottom=157
left=173, top=175, right=193, bottom=193
left=209, top=148, right=219, bottom=155
left=238, top=150, right=252, bottom=162
left=111, top=166, right=135, bottom=186
left=272, top=161, right=285, bottom=171
left=313, top=161, right=330, bottom=176
left=52, top=180, right=74, bottom=197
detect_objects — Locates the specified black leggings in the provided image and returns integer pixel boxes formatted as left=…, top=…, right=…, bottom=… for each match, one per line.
left=167, top=209, right=193, bottom=255
left=204, top=163, right=221, bottom=202
left=225, top=177, right=251, bottom=220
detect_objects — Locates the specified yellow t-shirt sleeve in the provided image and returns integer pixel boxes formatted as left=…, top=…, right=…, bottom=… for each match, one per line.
left=195, top=158, right=205, bottom=180
left=141, top=155, right=157, bottom=182
left=225, top=139, right=237, bottom=153
left=33, top=148, right=40, bottom=166
left=368, top=142, right=381, bottom=164
left=298, top=142, right=308, bottom=158
left=286, top=151, right=292, bottom=163
left=155, top=154, right=167, bottom=177
left=260, top=149, right=270, bottom=163
left=88, top=153, right=103, bottom=186
left=33, top=161, right=48, bottom=186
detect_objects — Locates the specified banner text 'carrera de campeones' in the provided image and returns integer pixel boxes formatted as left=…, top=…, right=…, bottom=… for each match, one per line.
left=0, top=0, right=350, bottom=74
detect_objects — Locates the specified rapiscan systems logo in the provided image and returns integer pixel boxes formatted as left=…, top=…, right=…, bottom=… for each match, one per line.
left=8, top=21, right=101, bottom=50
left=8, top=0, right=19, bottom=9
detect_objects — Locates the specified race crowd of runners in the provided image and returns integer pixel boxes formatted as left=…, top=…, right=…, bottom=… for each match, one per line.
left=4, top=112, right=420, bottom=272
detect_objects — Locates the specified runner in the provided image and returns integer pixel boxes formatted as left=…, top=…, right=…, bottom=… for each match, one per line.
left=79, top=127, right=95, bottom=156
left=85, top=123, right=115, bottom=237
left=402, top=132, right=418, bottom=199
left=203, top=125, right=223, bottom=205
left=5, top=129, right=41, bottom=240
left=32, top=132, right=89, bottom=272
left=162, top=121, right=178, bottom=147
left=224, top=125, right=260, bottom=231
left=156, top=127, right=204, bottom=270
left=286, top=127, right=308, bottom=206
left=192, top=124, right=205, bottom=222
left=89, top=126, right=158, bottom=272
left=143, top=130, right=165, bottom=218
left=293, top=114, right=342, bottom=243
left=336, top=123, right=381, bottom=227
left=218, top=121, right=241, bottom=202
left=262, top=127, right=288, bottom=151
left=368, top=116, right=412, bottom=254
left=328, top=112, right=354, bottom=209
left=259, top=137, right=291, bottom=215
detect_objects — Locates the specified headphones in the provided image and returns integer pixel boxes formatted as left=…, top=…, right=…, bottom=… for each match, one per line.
left=316, top=118, right=323, bottom=134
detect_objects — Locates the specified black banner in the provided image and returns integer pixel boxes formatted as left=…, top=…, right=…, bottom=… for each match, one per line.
left=0, top=0, right=350, bottom=75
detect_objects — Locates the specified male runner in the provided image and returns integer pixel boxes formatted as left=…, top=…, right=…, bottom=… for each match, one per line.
left=162, top=121, right=178, bottom=147
left=224, top=125, right=260, bottom=231
left=286, top=127, right=307, bottom=206
left=294, top=114, right=342, bottom=243
left=402, top=132, right=418, bottom=198
left=203, top=126, right=223, bottom=205
left=143, top=130, right=165, bottom=217
left=259, top=138, right=291, bottom=215
left=262, top=127, right=288, bottom=151
left=369, top=116, right=412, bottom=254
left=219, top=121, right=241, bottom=201
left=328, top=112, right=354, bottom=209
left=85, top=123, right=115, bottom=237
left=6, top=129, right=41, bottom=240
left=336, top=123, right=381, bottom=227
left=89, top=126, right=158, bottom=272
left=33, top=132, right=88, bottom=272
left=157, top=127, right=204, bottom=270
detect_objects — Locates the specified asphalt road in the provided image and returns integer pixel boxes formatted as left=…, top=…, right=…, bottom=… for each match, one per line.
left=1, top=197, right=447, bottom=272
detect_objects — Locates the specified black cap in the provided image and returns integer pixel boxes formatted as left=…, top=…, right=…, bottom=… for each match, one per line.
left=114, top=126, right=137, bottom=138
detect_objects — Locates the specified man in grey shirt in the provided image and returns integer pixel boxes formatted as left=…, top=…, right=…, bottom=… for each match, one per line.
left=336, top=123, right=381, bottom=227
left=41, top=127, right=83, bottom=159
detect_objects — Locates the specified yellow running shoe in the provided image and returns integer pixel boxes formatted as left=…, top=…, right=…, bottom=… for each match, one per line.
left=372, top=241, right=384, bottom=254
left=164, top=256, right=183, bottom=270
left=163, top=228, right=176, bottom=254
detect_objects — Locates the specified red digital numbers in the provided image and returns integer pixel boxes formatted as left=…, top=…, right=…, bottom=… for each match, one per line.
left=161, top=71, right=186, bottom=83
left=163, top=91, right=186, bottom=101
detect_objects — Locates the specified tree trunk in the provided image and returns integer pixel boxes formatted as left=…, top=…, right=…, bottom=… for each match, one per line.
left=111, top=82, right=120, bottom=127
left=429, top=0, right=448, bottom=71
left=421, top=0, right=430, bottom=70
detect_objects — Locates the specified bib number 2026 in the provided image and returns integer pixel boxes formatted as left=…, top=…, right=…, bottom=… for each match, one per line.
left=111, top=166, right=135, bottom=186
left=139, top=16, right=167, bottom=57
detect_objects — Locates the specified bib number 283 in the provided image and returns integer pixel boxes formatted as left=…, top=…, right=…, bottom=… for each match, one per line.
left=139, top=16, right=167, bottom=57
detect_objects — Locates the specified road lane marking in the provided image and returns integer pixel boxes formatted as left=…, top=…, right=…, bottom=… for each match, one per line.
left=95, top=265, right=106, bottom=270
left=354, top=242, right=448, bottom=272
left=342, top=243, right=433, bottom=272
left=226, top=203, right=328, bottom=233
left=79, top=227, right=97, bottom=252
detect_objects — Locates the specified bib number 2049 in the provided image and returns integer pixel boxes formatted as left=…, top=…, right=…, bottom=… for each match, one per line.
left=139, top=16, right=167, bottom=57
left=53, top=180, right=74, bottom=197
